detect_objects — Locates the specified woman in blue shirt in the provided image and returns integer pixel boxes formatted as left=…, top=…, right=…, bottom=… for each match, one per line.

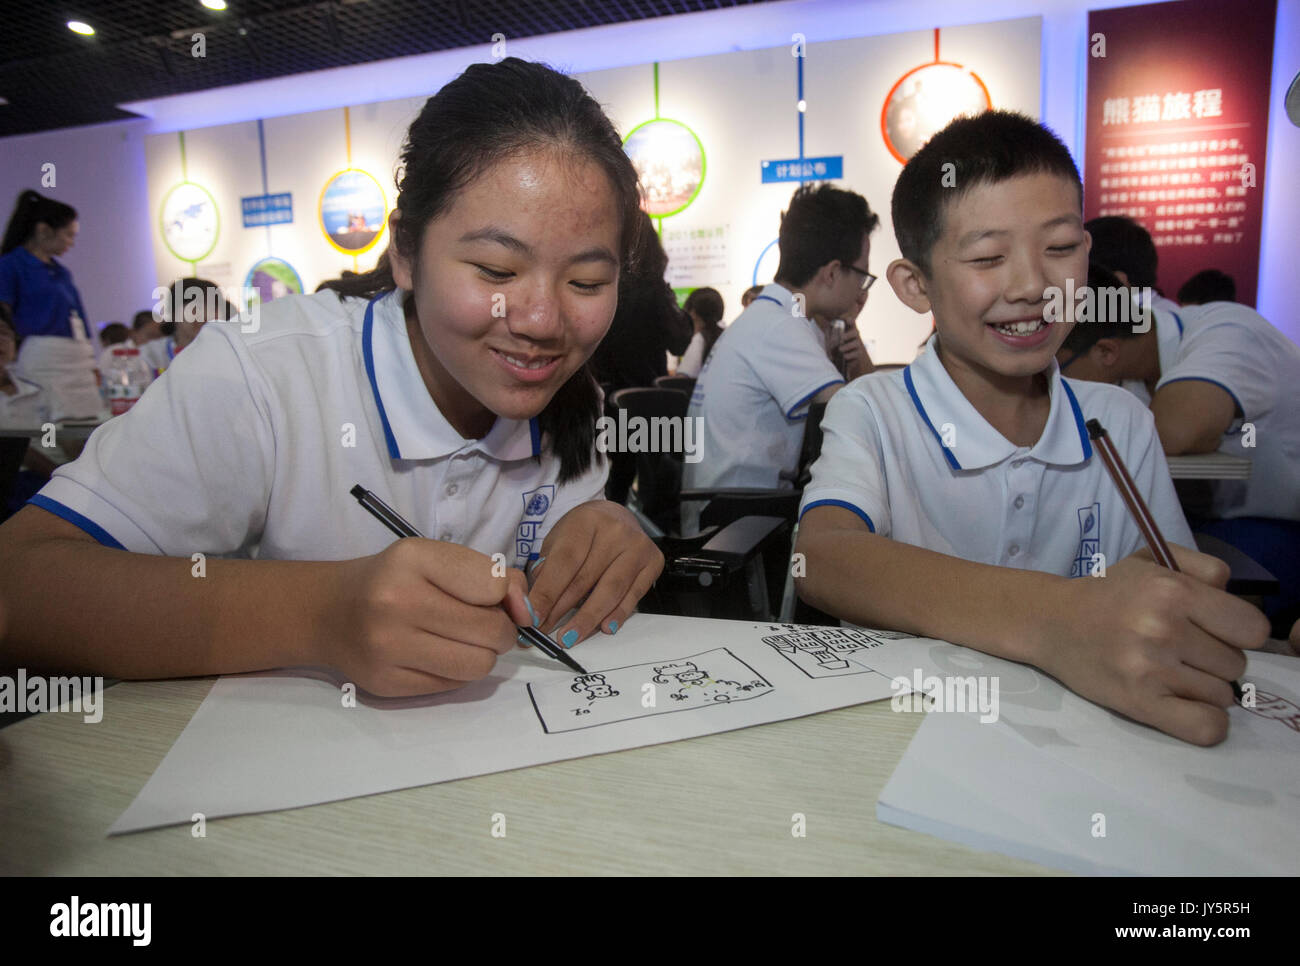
left=0, top=190, right=101, bottom=419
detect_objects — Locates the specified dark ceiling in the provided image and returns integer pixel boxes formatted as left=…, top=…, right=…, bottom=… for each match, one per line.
left=1, top=0, right=779, bottom=138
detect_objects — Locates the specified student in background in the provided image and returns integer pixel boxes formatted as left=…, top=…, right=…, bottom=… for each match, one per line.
left=1084, top=215, right=1178, bottom=315
left=818, top=284, right=874, bottom=380
left=740, top=284, right=764, bottom=308
left=130, top=309, right=162, bottom=345
left=0, top=191, right=100, bottom=420
left=675, top=287, right=724, bottom=379
left=589, top=213, right=692, bottom=505
left=0, top=58, right=662, bottom=695
left=588, top=212, right=692, bottom=391
left=98, top=323, right=130, bottom=349
left=1058, top=262, right=1300, bottom=635
left=1177, top=268, right=1236, bottom=306
left=684, top=183, right=879, bottom=494
left=796, top=111, right=1269, bottom=747
left=141, top=277, right=233, bottom=375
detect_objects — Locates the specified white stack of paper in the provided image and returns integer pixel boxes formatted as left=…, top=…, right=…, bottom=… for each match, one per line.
left=864, top=639, right=1300, bottom=875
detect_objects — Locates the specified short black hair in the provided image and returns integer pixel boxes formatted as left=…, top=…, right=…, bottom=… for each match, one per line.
left=774, top=183, right=879, bottom=288
left=1177, top=268, right=1235, bottom=305
left=1083, top=216, right=1158, bottom=289
left=892, top=110, right=1082, bottom=276
left=98, top=322, right=129, bottom=346
left=1059, top=262, right=1144, bottom=354
left=161, top=277, right=232, bottom=336
left=131, top=309, right=155, bottom=330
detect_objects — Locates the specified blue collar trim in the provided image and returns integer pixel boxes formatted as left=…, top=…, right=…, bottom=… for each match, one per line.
left=1060, top=378, right=1093, bottom=461
left=904, top=365, right=961, bottom=471
left=362, top=294, right=402, bottom=460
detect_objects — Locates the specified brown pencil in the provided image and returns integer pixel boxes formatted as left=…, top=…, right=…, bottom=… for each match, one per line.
left=1086, top=419, right=1179, bottom=571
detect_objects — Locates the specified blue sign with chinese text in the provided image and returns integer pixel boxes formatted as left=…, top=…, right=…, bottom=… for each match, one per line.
left=760, top=156, right=843, bottom=183
left=241, top=192, right=293, bottom=227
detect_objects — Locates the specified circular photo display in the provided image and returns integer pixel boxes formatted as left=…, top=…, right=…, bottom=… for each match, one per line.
left=882, top=63, right=992, bottom=163
left=624, top=119, right=706, bottom=217
left=244, top=256, right=303, bottom=307
left=160, top=182, right=219, bottom=263
left=319, top=169, right=387, bottom=254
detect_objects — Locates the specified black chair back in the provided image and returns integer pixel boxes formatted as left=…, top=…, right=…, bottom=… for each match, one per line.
left=609, top=388, right=690, bottom=532
left=654, top=375, right=696, bottom=397
left=796, top=401, right=828, bottom=487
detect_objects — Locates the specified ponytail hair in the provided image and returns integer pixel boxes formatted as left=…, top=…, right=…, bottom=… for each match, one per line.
left=2, top=190, right=77, bottom=255
left=319, top=58, right=643, bottom=484
left=683, top=286, right=726, bottom=357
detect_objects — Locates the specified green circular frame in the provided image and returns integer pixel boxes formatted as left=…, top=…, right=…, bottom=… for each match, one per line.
left=622, top=117, right=707, bottom=218
left=243, top=256, right=304, bottom=306
left=159, top=181, right=220, bottom=264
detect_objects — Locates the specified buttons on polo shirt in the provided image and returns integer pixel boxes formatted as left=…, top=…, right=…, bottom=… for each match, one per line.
left=440, top=531, right=453, bottom=542
left=1008, top=544, right=1021, bottom=556
left=1013, top=495, right=1025, bottom=509
left=446, top=483, right=458, bottom=497
left=1011, top=458, right=1028, bottom=469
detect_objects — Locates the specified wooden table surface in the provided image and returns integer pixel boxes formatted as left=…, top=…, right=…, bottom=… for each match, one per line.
left=0, top=676, right=1058, bottom=876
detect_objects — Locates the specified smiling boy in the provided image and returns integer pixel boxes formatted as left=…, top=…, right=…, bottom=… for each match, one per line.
left=794, top=111, right=1268, bottom=746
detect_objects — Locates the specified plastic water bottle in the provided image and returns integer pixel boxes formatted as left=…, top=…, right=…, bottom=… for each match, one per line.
left=102, top=346, right=154, bottom=416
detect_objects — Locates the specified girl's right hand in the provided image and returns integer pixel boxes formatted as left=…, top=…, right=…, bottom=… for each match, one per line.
left=1034, top=545, right=1269, bottom=746
left=321, top=539, right=533, bottom=696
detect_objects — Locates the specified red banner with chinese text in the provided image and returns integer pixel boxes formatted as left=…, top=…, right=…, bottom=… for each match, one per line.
left=1084, top=0, right=1276, bottom=307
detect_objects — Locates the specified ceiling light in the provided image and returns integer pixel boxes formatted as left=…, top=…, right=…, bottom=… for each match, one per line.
left=201, top=0, right=228, bottom=10
left=67, top=21, right=95, bottom=36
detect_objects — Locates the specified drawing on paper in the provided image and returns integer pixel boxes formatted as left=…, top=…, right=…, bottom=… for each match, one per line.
left=760, top=624, right=909, bottom=679
left=528, top=647, right=773, bottom=734
left=571, top=674, right=620, bottom=702
left=1242, top=690, right=1300, bottom=733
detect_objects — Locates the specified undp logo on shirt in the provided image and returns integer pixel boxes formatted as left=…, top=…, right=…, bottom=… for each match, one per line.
left=516, top=485, right=556, bottom=565
left=1070, top=501, right=1102, bottom=578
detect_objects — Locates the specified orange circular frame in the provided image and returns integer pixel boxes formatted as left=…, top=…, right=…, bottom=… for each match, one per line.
left=880, top=61, right=992, bottom=165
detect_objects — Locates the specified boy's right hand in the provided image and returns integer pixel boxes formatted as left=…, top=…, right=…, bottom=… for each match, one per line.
left=1036, top=545, right=1269, bottom=746
left=322, top=539, right=532, bottom=697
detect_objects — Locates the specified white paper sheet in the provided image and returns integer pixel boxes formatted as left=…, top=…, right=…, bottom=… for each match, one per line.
left=109, top=616, right=902, bottom=834
left=867, top=641, right=1300, bottom=875
left=877, top=710, right=1260, bottom=875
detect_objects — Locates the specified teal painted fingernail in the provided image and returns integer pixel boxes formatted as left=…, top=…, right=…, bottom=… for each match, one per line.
left=609, top=620, right=619, bottom=634
left=562, top=629, right=578, bottom=648
left=524, top=595, right=540, bottom=627
left=517, top=632, right=531, bottom=648
left=532, top=555, right=547, bottom=574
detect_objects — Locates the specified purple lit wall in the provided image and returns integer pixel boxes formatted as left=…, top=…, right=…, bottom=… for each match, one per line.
left=2, top=0, right=1296, bottom=341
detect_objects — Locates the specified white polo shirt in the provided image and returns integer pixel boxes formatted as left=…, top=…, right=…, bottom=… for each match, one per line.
left=800, top=335, right=1194, bottom=576
left=1138, top=302, right=1300, bottom=522
left=676, top=332, right=706, bottom=378
left=32, top=289, right=608, bottom=564
left=682, top=282, right=842, bottom=491
left=139, top=336, right=177, bottom=376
